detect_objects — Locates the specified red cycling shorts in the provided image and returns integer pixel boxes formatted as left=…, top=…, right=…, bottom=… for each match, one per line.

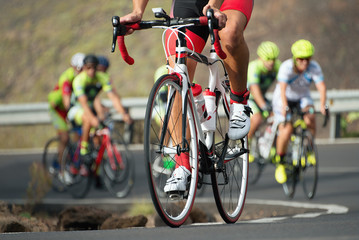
left=166, top=0, right=254, bottom=55
left=221, top=0, right=254, bottom=27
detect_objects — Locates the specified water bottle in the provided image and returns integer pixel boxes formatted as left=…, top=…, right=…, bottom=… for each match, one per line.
left=258, top=136, right=266, bottom=158
left=201, top=88, right=216, bottom=132
left=291, top=135, right=300, bottom=165
left=192, top=84, right=208, bottom=123
left=263, top=126, right=272, bottom=141
left=259, top=126, right=272, bottom=158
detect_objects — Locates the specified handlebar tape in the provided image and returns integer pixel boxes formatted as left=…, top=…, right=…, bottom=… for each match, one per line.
left=213, top=29, right=227, bottom=59
left=117, top=36, right=134, bottom=65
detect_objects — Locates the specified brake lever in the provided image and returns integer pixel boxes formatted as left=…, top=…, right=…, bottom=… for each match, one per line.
left=323, top=106, right=330, bottom=127
left=111, top=17, right=119, bottom=52
left=111, top=16, right=127, bottom=52
left=206, top=9, right=216, bottom=45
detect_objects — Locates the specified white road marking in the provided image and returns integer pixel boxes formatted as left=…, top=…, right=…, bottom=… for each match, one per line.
left=243, top=199, right=349, bottom=224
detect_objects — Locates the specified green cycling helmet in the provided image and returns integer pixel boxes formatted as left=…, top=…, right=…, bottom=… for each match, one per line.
left=257, top=41, right=280, bottom=61
left=291, top=39, right=315, bottom=59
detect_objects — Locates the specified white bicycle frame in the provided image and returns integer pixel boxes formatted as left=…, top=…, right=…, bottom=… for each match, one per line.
left=172, top=47, right=229, bottom=151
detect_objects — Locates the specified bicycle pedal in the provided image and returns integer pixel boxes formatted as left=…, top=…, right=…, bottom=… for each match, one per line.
left=167, top=191, right=185, bottom=200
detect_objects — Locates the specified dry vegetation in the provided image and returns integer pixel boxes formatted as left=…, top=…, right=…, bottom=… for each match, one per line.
left=1, top=0, right=358, bottom=104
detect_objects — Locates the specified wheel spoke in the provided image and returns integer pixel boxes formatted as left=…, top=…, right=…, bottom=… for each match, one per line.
left=144, top=75, right=198, bottom=227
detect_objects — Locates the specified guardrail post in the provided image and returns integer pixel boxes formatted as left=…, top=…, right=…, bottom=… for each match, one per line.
left=330, top=113, right=341, bottom=139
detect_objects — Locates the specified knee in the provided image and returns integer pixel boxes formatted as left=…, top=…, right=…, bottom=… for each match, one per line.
left=250, top=113, right=262, bottom=126
left=59, top=132, right=69, bottom=144
left=220, top=27, right=245, bottom=50
left=305, top=114, right=316, bottom=129
left=81, top=115, right=91, bottom=128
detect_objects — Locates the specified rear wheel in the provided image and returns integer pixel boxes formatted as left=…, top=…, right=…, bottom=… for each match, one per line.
left=42, top=137, right=65, bottom=192
left=102, top=131, right=134, bottom=198
left=301, top=132, right=318, bottom=199
left=211, top=91, right=248, bottom=223
left=144, top=75, right=198, bottom=227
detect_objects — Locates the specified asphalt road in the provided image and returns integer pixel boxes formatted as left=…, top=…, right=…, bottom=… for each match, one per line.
left=0, top=140, right=358, bottom=239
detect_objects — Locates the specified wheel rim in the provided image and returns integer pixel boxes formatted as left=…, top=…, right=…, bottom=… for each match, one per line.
left=144, top=76, right=198, bottom=226
left=211, top=93, right=248, bottom=222
left=302, top=135, right=318, bottom=199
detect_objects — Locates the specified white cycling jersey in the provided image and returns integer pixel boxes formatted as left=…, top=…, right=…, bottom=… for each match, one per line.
left=273, top=58, right=324, bottom=101
left=272, top=58, right=324, bottom=120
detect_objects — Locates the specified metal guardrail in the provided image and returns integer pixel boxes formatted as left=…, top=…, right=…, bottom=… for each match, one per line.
left=1, top=90, right=358, bottom=139
left=0, top=98, right=147, bottom=125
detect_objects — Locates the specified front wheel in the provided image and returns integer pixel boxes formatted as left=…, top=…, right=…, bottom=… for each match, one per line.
left=144, top=74, right=198, bottom=227
left=211, top=91, right=248, bottom=223
left=282, top=135, right=298, bottom=199
left=301, top=132, right=318, bottom=199
left=42, top=136, right=66, bottom=192
left=61, top=143, right=92, bottom=199
left=102, top=131, right=135, bottom=198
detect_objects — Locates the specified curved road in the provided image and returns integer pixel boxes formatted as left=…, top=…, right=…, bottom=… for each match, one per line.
left=0, top=140, right=358, bottom=239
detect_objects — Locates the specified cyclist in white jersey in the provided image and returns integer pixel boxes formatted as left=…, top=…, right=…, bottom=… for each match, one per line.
left=272, top=39, right=327, bottom=184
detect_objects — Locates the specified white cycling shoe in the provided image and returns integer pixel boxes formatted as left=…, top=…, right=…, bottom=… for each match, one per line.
left=228, top=103, right=251, bottom=140
left=164, top=167, right=191, bottom=193
left=58, top=171, right=73, bottom=185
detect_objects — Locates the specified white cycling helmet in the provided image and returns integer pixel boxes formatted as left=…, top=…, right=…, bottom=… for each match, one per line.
left=71, top=52, right=85, bottom=71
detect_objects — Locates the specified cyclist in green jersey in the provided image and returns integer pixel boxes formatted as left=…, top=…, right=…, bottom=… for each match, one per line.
left=48, top=52, right=85, bottom=168
left=247, top=41, right=281, bottom=140
left=68, top=54, right=132, bottom=164
left=94, top=55, right=133, bottom=125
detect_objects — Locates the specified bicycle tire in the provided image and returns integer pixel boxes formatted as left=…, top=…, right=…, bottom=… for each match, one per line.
left=248, top=134, right=265, bottom=185
left=61, top=143, right=92, bottom=199
left=211, top=91, right=248, bottom=223
left=144, top=74, right=198, bottom=227
left=282, top=136, right=298, bottom=199
left=301, top=131, right=318, bottom=199
left=102, top=131, right=135, bottom=198
left=42, top=136, right=66, bottom=192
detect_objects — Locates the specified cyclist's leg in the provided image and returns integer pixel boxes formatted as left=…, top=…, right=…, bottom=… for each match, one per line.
left=274, top=123, right=292, bottom=183
left=219, top=0, right=254, bottom=140
left=49, top=106, right=69, bottom=169
left=93, top=96, right=106, bottom=121
left=248, top=100, right=262, bottom=139
left=272, top=97, right=292, bottom=183
left=68, top=105, right=92, bottom=165
left=276, top=124, right=292, bottom=158
left=219, top=10, right=249, bottom=93
left=163, top=1, right=208, bottom=185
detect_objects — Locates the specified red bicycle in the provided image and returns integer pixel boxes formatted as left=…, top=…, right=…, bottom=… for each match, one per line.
left=60, top=117, right=134, bottom=198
